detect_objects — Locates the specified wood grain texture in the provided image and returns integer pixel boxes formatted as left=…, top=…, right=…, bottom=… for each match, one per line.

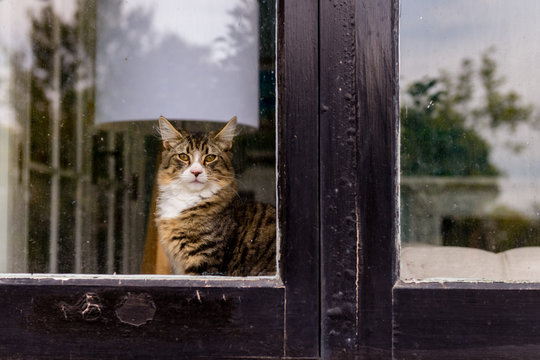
left=319, top=0, right=361, bottom=357
left=394, top=282, right=540, bottom=359
left=0, top=282, right=284, bottom=359
left=320, top=0, right=398, bottom=358
left=278, top=0, right=320, bottom=357
left=354, top=0, right=399, bottom=357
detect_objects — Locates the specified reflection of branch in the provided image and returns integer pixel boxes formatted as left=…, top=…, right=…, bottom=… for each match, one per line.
left=402, top=48, right=538, bottom=164
left=96, top=1, right=262, bottom=122
left=220, top=0, right=258, bottom=66
left=474, top=48, right=534, bottom=130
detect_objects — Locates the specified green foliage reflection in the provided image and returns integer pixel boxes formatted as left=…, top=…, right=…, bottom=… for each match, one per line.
left=401, top=48, right=535, bottom=177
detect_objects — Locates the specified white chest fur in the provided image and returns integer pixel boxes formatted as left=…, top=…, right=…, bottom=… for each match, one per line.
left=156, top=180, right=221, bottom=219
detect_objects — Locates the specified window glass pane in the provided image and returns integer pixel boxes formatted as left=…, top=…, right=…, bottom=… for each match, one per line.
left=0, top=0, right=276, bottom=276
left=400, top=0, right=540, bottom=281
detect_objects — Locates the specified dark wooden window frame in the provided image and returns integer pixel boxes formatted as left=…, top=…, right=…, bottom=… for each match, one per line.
left=3, top=0, right=537, bottom=359
left=318, top=0, right=540, bottom=359
left=0, top=2, right=319, bottom=359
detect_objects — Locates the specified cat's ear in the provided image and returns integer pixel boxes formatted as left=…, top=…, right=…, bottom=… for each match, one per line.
left=214, top=116, right=237, bottom=151
left=158, top=116, right=183, bottom=148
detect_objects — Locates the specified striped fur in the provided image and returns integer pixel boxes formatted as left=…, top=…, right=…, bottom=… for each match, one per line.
left=155, top=116, right=276, bottom=276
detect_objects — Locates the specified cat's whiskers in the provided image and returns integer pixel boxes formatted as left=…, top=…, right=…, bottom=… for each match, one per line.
left=207, top=175, right=236, bottom=182
left=207, top=175, right=255, bottom=198
left=228, top=185, right=242, bottom=200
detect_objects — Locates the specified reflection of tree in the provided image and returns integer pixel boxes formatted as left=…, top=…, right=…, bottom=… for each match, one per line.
left=28, top=2, right=94, bottom=167
left=219, top=0, right=259, bottom=65
left=96, top=0, right=266, bottom=126
left=12, top=1, right=96, bottom=273
left=401, top=49, right=536, bottom=176
left=402, top=50, right=540, bottom=252
left=12, top=0, right=276, bottom=273
left=226, top=0, right=276, bottom=172
left=474, top=49, right=534, bottom=130
left=96, top=1, right=216, bottom=120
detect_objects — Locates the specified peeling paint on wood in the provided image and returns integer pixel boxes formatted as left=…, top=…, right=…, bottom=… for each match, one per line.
left=320, top=0, right=398, bottom=358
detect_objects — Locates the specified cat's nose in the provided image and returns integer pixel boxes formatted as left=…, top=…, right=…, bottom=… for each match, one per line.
left=191, top=168, right=203, bottom=177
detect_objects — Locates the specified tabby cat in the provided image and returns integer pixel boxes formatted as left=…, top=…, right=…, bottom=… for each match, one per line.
left=155, top=116, right=276, bottom=276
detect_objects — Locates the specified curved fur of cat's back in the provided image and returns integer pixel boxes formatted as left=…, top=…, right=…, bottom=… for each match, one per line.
left=154, top=116, right=276, bottom=276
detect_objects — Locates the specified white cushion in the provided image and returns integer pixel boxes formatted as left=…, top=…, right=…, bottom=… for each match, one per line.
left=401, top=245, right=540, bottom=282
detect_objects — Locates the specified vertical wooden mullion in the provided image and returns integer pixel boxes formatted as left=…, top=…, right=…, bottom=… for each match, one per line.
left=279, top=0, right=320, bottom=357
left=320, top=0, right=398, bottom=358
left=319, top=0, right=361, bottom=357
left=354, top=0, right=399, bottom=355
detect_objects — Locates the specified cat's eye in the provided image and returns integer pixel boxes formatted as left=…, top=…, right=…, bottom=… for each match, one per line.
left=177, top=153, right=189, bottom=162
left=204, top=154, right=217, bottom=163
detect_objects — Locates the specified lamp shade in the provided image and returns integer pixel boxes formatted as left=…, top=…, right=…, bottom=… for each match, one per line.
left=95, top=0, right=259, bottom=127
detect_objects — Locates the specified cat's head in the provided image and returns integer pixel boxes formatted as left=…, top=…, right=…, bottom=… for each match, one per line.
left=157, top=116, right=237, bottom=192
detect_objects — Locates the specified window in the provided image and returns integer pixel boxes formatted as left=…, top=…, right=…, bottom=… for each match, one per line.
left=393, top=0, right=540, bottom=358
left=0, top=1, right=318, bottom=358
left=400, top=0, right=540, bottom=282
left=1, top=0, right=277, bottom=275
left=318, top=0, right=540, bottom=358
left=5, top=0, right=538, bottom=358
